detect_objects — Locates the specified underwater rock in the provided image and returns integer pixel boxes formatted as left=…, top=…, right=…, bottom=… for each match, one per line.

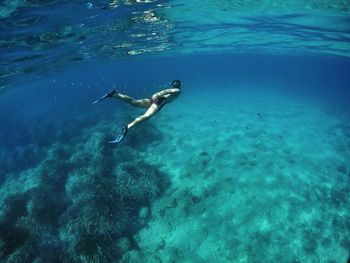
left=191, top=195, right=201, bottom=204
left=0, top=193, right=30, bottom=258
left=5, top=194, right=28, bottom=218
left=139, top=206, right=150, bottom=225
left=167, top=198, right=178, bottom=208
left=139, top=206, right=149, bottom=220
left=303, top=237, right=318, bottom=254
left=114, top=237, right=131, bottom=255
left=200, top=151, right=209, bottom=156
left=337, top=164, right=347, bottom=174
left=28, top=187, right=67, bottom=225
left=120, top=250, right=144, bottom=263
left=117, top=162, right=169, bottom=204
left=202, top=159, right=209, bottom=167
left=0, top=216, right=31, bottom=260
left=40, top=159, right=72, bottom=191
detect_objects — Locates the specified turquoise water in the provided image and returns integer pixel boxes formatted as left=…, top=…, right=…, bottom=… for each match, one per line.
left=1, top=1, right=350, bottom=262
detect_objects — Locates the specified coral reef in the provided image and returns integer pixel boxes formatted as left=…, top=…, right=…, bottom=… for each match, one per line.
left=116, top=162, right=169, bottom=204
left=0, top=117, right=169, bottom=262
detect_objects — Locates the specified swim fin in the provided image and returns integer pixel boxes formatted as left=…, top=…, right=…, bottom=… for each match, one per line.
left=92, top=89, right=116, bottom=104
left=108, top=125, right=128, bottom=144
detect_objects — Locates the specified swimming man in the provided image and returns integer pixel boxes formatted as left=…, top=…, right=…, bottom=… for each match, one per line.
left=93, top=80, right=181, bottom=143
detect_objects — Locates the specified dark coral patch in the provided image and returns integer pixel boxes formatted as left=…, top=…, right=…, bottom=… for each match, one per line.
left=337, top=164, right=347, bottom=174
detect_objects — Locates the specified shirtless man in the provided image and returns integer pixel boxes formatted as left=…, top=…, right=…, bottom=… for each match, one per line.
left=93, top=80, right=181, bottom=143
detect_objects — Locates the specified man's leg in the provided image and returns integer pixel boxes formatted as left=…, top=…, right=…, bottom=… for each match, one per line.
left=112, top=93, right=150, bottom=108
left=108, top=104, right=159, bottom=143
left=93, top=89, right=149, bottom=107
left=127, top=103, right=158, bottom=129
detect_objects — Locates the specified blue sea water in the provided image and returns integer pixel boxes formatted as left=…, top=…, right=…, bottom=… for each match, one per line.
left=1, top=1, right=350, bottom=262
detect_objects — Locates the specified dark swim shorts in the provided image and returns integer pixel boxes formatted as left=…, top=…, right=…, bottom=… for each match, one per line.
left=150, top=96, right=167, bottom=110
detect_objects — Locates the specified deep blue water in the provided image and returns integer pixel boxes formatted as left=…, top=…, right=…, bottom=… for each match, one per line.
left=1, top=53, right=350, bottom=143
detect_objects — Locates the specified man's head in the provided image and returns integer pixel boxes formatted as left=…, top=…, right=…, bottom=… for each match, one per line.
left=171, top=80, right=181, bottom=89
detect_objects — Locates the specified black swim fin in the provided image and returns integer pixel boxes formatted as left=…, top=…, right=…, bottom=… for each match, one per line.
left=108, top=125, right=128, bottom=144
left=92, top=89, right=116, bottom=104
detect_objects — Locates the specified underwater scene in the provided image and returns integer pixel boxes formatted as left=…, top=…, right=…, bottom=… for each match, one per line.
left=1, top=0, right=350, bottom=262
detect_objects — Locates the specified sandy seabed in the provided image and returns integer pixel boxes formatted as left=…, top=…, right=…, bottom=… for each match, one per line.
left=130, top=88, right=350, bottom=262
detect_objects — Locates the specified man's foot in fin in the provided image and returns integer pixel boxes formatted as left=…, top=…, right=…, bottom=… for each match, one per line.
left=92, top=90, right=116, bottom=104
left=108, top=125, right=128, bottom=144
